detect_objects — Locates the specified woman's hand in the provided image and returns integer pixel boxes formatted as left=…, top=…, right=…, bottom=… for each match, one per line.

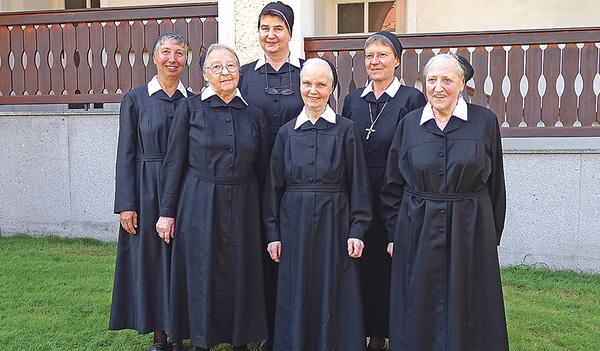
left=156, top=216, right=175, bottom=243
left=387, top=243, right=394, bottom=257
left=267, top=241, right=281, bottom=262
left=347, top=238, right=364, bottom=258
left=119, top=211, right=138, bottom=234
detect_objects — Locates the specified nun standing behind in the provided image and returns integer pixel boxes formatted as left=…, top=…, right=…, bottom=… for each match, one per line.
left=341, top=31, right=426, bottom=351
left=238, top=4, right=304, bottom=349
left=263, top=58, right=372, bottom=351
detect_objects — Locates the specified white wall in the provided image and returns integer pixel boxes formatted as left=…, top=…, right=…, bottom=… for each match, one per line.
left=413, top=0, right=600, bottom=33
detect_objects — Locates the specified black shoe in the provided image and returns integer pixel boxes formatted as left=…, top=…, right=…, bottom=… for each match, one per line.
left=149, top=342, right=168, bottom=351
left=170, top=341, right=185, bottom=351
left=194, top=347, right=209, bottom=351
left=232, top=345, right=248, bottom=351
left=259, top=339, right=273, bottom=351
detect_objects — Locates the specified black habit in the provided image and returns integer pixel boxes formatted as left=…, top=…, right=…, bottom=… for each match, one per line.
left=239, top=58, right=304, bottom=149
left=159, top=91, right=269, bottom=348
left=110, top=82, right=187, bottom=333
left=263, top=110, right=372, bottom=351
left=380, top=102, right=508, bottom=351
left=238, top=57, right=305, bottom=337
left=342, top=80, right=426, bottom=338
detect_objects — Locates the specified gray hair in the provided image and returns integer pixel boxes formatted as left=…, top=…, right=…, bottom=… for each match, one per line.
left=364, top=35, right=397, bottom=58
left=151, top=32, right=189, bottom=59
left=422, top=53, right=465, bottom=83
left=300, top=58, right=334, bottom=85
left=202, top=43, right=240, bottom=69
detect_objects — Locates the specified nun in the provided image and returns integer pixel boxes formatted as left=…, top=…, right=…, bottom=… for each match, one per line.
left=263, top=58, right=372, bottom=351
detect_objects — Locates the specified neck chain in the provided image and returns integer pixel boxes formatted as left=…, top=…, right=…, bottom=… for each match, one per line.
left=365, top=100, right=389, bottom=140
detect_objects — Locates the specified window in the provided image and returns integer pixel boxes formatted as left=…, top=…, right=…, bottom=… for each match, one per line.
left=65, top=0, right=100, bottom=9
left=337, top=0, right=401, bottom=34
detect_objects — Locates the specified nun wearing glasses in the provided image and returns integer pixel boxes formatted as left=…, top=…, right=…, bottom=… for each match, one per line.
left=156, top=43, right=269, bottom=351
left=341, top=31, right=426, bottom=351
left=238, top=3, right=304, bottom=349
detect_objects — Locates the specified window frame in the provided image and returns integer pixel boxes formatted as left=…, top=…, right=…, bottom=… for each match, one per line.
left=334, top=0, right=406, bottom=35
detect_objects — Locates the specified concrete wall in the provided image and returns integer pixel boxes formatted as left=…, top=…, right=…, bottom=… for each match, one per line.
left=1, top=112, right=599, bottom=273
left=0, top=112, right=118, bottom=241
left=499, top=138, right=600, bottom=273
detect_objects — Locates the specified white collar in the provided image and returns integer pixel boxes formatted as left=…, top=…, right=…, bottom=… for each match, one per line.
left=360, top=77, right=401, bottom=98
left=147, top=75, right=188, bottom=97
left=294, top=105, right=337, bottom=129
left=201, top=85, right=248, bottom=105
left=254, top=55, right=302, bottom=71
left=420, top=95, right=468, bottom=125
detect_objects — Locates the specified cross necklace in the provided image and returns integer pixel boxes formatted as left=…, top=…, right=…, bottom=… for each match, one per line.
left=366, top=100, right=389, bottom=140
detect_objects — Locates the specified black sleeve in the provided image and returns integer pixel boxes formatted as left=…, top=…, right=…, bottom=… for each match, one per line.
left=158, top=98, right=190, bottom=218
left=114, top=93, right=138, bottom=214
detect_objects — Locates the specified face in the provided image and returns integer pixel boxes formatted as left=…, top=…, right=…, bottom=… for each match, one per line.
left=202, top=48, right=240, bottom=97
left=153, top=38, right=186, bottom=81
left=300, top=64, right=334, bottom=114
left=364, top=42, right=399, bottom=83
left=259, top=14, right=292, bottom=55
left=425, top=56, right=465, bottom=115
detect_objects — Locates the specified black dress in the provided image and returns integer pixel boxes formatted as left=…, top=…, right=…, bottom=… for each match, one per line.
left=159, top=91, right=269, bottom=348
left=239, top=57, right=304, bottom=149
left=110, top=82, right=187, bottom=334
left=263, top=109, right=372, bottom=351
left=342, top=80, right=426, bottom=338
left=239, top=57, right=305, bottom=336
left=380, top=102, right=508, bottom=351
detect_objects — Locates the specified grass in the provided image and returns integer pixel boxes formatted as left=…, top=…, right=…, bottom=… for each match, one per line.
left=1, top=235, right=599, bottom=350
left=501, top=265, right=600, bottom=350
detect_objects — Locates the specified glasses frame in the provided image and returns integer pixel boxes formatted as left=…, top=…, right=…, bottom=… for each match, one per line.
left=264, top=56, right=294, bottom=95
left=206, top=62, right=239, bottom=75
left=364, top=51, right=394, bottom=62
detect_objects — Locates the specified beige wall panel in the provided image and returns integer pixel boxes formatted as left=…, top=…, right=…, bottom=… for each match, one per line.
left=234, top=0, right=269, bottom=65
left=414, top=0, right=600, bottom=33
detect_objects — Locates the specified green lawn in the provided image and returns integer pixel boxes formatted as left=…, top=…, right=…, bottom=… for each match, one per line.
left=1, top=234, right=599, bottom=350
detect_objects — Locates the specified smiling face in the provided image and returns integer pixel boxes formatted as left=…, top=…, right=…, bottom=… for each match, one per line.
left=153, top=38, right=186, bottom=82
left=300, top=63, right=334, bottom=116
left=259, top=14, right=292, bottom=56
left=425, top=55, right=465, bottom=117
left=364, top=41, right=399, bottom=84
left=202, top=48, right=240, bottom=99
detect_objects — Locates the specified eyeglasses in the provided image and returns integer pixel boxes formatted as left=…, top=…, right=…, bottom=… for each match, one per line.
left=265, top=84, right=293, bottom=95
left=206, top=62, right=238, bottom=75
left=264, top=56, right=294, bottom=95
left=364, top=52, right=393, bottom=61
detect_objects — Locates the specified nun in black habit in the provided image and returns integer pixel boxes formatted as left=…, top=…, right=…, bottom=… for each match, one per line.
left=238, top=1, right=304, bottom=149
left=110, top=32, right=190, bottom=351
left=341, top=31, right=426, bottom=351
left=263, top=58, right=372, bottom=351
left=238, top=4, right=304, bottom=349
left=380, top=53, right=508, bottom=351
left=156, top=43, right=269, bottom=351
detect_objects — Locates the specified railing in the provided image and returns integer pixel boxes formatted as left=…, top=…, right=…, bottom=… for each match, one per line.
left=0, top=3, right=218, bottom=105
left=305, top=28, right=600, bottom=137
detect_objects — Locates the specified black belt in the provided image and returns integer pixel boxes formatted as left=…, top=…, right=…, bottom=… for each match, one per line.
left=404, top=187, right=489, bottom=201
left=135, top=154, right=165, bottom=162
left=366, top=160, right=387, bottom=168
left=186, top=167, right=255, bottom=185
left=285, top=184, right=347, bottom=192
